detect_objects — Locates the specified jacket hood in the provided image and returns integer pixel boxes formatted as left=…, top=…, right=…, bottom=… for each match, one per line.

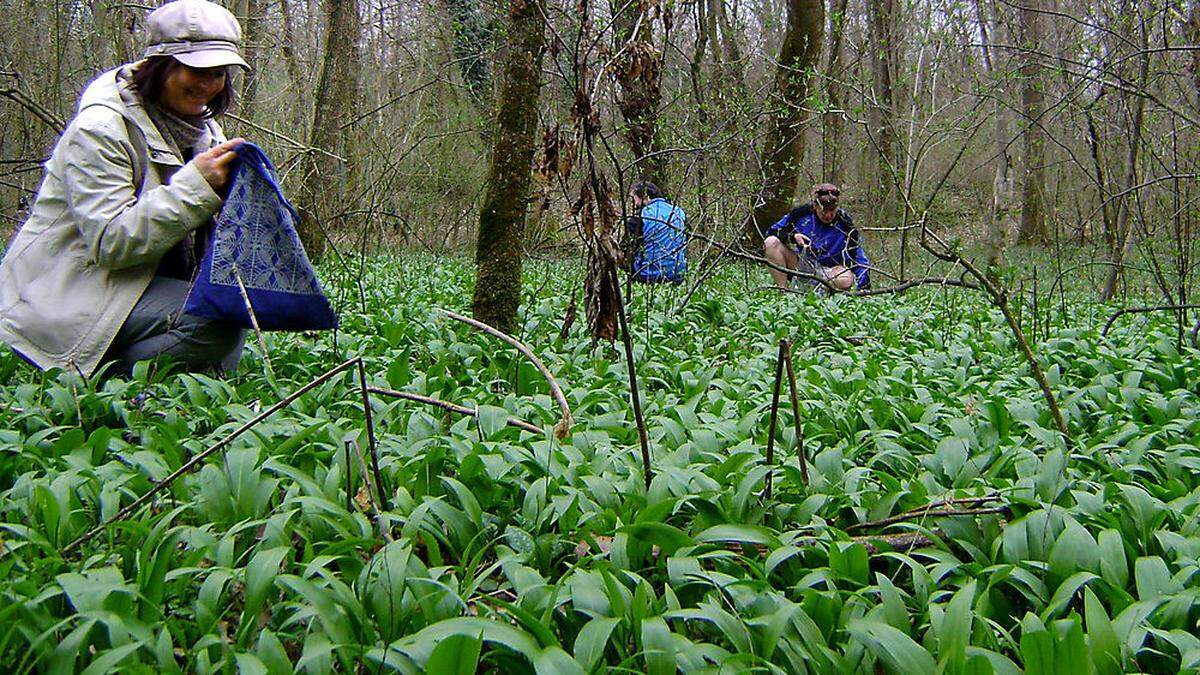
left=78, top=67, right=128, bottom=115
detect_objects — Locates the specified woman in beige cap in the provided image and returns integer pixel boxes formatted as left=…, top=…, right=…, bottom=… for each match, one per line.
left=0, top=0, right=254, bottom=377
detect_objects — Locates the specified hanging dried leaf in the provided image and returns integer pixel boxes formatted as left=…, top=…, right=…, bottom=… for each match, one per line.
left=583, top=176, right=622, bottom=343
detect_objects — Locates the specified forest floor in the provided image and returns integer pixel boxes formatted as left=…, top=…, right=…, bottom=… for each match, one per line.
left=0, top=253, right=1197, bottom=673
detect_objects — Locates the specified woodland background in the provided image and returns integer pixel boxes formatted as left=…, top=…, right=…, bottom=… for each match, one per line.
left=1, top=0, right=1197, bottom=315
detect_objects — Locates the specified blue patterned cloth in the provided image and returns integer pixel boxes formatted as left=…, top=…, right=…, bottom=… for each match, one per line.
left=183, top=143, right=337, bottom=330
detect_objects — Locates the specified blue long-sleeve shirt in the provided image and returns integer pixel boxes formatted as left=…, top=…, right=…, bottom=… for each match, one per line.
left=766, top=205, right=871, bottom=289
left=633, top=198, right=687, bottom=283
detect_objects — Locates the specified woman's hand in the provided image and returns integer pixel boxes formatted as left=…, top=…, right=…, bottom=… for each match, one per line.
left=194, top=138, right=244, bottom=192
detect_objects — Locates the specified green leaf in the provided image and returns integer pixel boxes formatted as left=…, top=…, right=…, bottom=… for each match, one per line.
left=1084, top=588, right=1122, bottom=675
left=573, top=617, right=620, bottom=672
left=1040, top=572, right=1099, bottom=621
left=829, top=541, right=870, bottom=585
left=693, top=524, right=780, bottom=548
left=641, top=616, right=676, bottom=675
left=478, top=405, right=509, bottom=438
left=847, top=619, right=938, bottom=674
left=426, top=631, right=483, bottom=675
left=1096, top=530, right=1128, bottom=590
left=620, top=522, right=694, bottom=556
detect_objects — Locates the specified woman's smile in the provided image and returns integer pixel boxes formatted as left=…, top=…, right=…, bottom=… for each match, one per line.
left=162, top=64, right=227, bottom=117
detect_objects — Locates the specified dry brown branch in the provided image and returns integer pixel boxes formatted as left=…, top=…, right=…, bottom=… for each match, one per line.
left=781, top=339, right=809, bottom=486
left=846, top=506, right=1009, bottom=533
left=232, top=264, right=274, bottom=378
left=439, top=308, right=574, bottom=438
left=1102, top=304, right=1200, bottom=336
left=64, top=358, right=363, bottom=554
left=366, top=386, right=542, bottom=434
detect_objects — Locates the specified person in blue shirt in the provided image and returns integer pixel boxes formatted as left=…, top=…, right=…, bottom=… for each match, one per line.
left=763, top=183, right=871, bottom=292
left=625, top=181, right=687, bottom=283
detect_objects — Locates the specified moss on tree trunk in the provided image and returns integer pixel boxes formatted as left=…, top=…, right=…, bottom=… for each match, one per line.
left=745, top=0, right=823, bottom=250
left=470, top=0, right=546, bottom=334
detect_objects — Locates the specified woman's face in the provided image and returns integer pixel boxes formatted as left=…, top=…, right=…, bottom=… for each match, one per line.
left=161, top=63, right=227, bottom=117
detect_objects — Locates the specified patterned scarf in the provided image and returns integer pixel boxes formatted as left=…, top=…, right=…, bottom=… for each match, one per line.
left=144, top=103, right=215, bottom=280
left=144, top=102, right=210, bottom=162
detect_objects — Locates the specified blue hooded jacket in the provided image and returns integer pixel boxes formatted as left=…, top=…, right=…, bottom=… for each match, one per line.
left=633, top=197, right=687, bottom=283
left=766, top=204, right=871, bottom=289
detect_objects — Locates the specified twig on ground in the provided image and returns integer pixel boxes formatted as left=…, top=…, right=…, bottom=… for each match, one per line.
left=846, top=506, right=1009, bottom=533
left=356, top=360, right=390, bottom=512
left=610, top=268, right=654, bottom=490
left=64, top=358, right=362, bottom=554
left=366, top=386, right=542, bottom=434
left=439, top=308, right=574, bottom=438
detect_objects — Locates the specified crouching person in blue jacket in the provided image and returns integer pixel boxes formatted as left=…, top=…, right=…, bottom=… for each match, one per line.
left=626, top=181, right=687, bottom=284
left=764, top=183, right=870, bottom=292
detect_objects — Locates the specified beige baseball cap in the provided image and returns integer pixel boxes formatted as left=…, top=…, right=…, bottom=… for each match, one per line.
left=143, top=0, right=250, bottom=70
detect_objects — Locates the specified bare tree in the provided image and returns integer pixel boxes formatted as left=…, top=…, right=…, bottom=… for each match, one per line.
left=745, top=0, right=824, bottom=249
left=866, top=0, right=900, bottom=226
left=1017, top=0, right=1048, bottom=244
left=470, top=0, right=547, bottom=333
left=975, top=0, right=1013, bottom=270
left=297, top=0, right=363, bottom=260
left=821, top=0, right=850, bottom=185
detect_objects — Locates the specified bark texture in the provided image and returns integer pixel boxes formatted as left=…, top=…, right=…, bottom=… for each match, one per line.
left=821, top=0, right=850, bottom=185
left=470, top=0, right=547, bottom=334
left=298, top=0, right=363, bottom=261
left=866, top=0, right=900, bottom=226
left=744, top=0, right=824, bottom=249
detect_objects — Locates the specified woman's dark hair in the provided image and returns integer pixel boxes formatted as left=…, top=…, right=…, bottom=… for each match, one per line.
left=630, top=181, right=662, bottom=201
left=131, top=56, right=235, bottom=118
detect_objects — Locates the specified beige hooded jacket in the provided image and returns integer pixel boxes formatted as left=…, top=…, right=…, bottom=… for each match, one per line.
left=0, top=65, right=225, bottom=377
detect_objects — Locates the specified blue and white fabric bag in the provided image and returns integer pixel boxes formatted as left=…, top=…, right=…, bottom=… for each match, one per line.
left=184, top=142, right=337, bottom=330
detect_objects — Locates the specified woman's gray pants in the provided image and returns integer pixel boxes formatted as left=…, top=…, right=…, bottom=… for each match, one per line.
left=104, top=277, right=245, bottom=375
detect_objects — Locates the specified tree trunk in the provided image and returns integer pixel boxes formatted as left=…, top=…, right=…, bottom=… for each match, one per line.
left=821, top=0, right=849, bottom=185
left=470, top=0, right=547, bottom=334
left=1017, top=0, right=1048, bottom=245
left=612, top=0, right=667, bottom=190
left=1100, top=6, right=1151, bottom=301
left=278, top=0, right=307, bottom=135
left=975, top=0, right=1012, bottom=271
left=744, top=0, right=823, bottom=249
left=237, top=0, right=268, bottom=119
left=297, top=0, right=363, bottom=261
left=866, top=0, right=900, bottom=227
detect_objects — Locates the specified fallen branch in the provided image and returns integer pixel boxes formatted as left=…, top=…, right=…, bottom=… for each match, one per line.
left=366, top=386, right=542, bottom=434
left=64, top=358, right=362, bottom=554
left=846, top=506, right=1008, bottom=533
left=1101, top=303, right=1200, bottom=336
left=439, top=308, right=574, bottom=438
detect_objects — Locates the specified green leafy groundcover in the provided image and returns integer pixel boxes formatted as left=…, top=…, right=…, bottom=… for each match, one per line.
left=1, top=255, right=1198, bottom=674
